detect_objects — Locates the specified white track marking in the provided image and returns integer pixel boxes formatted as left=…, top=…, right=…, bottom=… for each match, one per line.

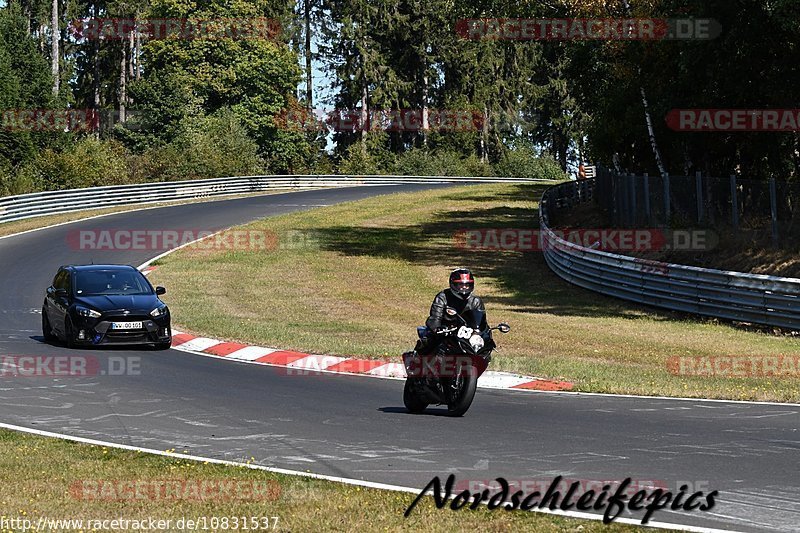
left=226, top=346, right=280, bottom=361
left=0, top=422, right=743, bottom=533
left=286, top=355, right=350, bottom=370
left=177, top=337, right=222, bottom=352
left=367, top=363, right=408, bottom=378
left=477, top=372, right=542, bottom=389
left=5, top=191, right=794, bottom=406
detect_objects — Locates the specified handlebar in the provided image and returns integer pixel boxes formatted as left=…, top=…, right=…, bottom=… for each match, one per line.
left=435, top=323, right=510, bottom=336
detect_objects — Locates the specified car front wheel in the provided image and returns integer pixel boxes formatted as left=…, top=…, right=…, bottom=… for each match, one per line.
left=41, top=308, right=56, bottom=342
left=63, top=317, right=76, bottom=349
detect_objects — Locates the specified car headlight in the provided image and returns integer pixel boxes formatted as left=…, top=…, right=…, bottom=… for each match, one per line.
left=150, top=305, right=169, bottom=318
left=75, top=306, right=101, bottom=319
left=469, top=334, right=485, bottom=351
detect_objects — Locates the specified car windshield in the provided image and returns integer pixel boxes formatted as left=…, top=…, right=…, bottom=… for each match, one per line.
left=74, top=270, right=152, bottom=296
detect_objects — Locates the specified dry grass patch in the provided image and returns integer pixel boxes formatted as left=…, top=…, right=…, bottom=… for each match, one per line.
left=0, top=429, right=654, bottom=532
left=150, top=184, right=800, bottom=402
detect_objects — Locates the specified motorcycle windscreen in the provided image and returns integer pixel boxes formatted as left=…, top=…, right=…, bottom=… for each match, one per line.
left=460, top=308, right=485, bottom=330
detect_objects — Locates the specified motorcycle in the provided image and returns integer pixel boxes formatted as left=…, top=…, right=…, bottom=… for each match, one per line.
left=402, top=306, right=510, bottom=416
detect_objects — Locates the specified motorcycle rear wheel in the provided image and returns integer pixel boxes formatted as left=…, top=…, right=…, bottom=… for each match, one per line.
left=403, top=379, right=428, bottom=414
left=446, top=368, right=477, bottom=417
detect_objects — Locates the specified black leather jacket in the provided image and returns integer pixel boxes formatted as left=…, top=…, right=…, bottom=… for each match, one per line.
left=425, top=289, right=488, bottom=331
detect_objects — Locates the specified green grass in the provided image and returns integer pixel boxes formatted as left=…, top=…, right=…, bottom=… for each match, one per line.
left=0, top=429, right=654, bottom=532
left=149, top=183, right=800, bottom=402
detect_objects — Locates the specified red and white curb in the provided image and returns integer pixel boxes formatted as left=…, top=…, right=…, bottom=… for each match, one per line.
left=168, top=330, right=574, bottom=392
left=141, top=266, right=157, bottom=276
left=139, top=243, right=572, bottom=391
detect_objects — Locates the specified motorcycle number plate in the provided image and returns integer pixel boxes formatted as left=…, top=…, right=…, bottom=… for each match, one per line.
left=111, top=321, right=142, bottom=330
left=457, top=326, right=474, bottom=339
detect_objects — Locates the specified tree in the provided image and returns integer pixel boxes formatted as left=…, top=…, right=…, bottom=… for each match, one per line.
left=125, top=0, right=314, bottom=172
left=0, top=4, right=58, bottom=170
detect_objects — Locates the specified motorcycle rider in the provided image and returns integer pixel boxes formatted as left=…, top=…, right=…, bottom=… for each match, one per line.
left=417, top=268, right=488, bottom=355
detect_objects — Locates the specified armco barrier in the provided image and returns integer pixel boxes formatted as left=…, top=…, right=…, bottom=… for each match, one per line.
left=540, top=179, right=800, bottom=331
left=0, top=174, right=544, bottom=224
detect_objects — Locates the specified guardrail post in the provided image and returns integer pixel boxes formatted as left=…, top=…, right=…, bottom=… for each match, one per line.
left=629, top=173, right=637, bottom=227
left=695, top=171, right=704, bottom=224
left=663, top=173, right=671, bottom=226
left=613, top=170, right=625, bottom=226
left=571, top=180, right=578, bottom=207
left=619, top=173, right=628, bottom=227
left=730, top=175, right=739, bottom=230
left=538, top=178, right=800, bottom=331
left=607, top=170, right=619, bottom=225
left=643, top=173, right=651, bottom=225
left=770, top=177, right=779, bottom=247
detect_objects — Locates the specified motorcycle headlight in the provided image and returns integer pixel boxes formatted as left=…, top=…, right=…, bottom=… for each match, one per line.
left=76, top=306, right=101, bottom=319
left=150, top=305, right=169, bottom=318
left=469, top=334, right=485, bottom=351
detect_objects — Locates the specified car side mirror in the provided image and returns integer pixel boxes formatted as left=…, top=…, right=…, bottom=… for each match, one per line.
left=497, top=323, right=511, bottom=333
left=55, top=288, right=68, bottom=298
left=155, top=286, right=166, bottom=295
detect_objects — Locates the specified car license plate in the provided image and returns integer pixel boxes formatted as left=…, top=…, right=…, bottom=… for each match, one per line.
left=111, top=321, right=142, bottom=330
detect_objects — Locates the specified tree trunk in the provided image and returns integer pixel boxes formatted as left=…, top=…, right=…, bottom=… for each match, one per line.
left=359, top=48, right=368, bottom=142
left=304, top=0, right=313, bottom=108
left=135, top=22, right=141, bottom=80
left=128, top=29, right=135, bottom=80
left=421, top=69, right=429, bottom=147
left=640, top=86, right=667, bottom=177
left=553, top=131, right=568, bottom=171
left=119, top=39, right=127, bottom=123
left=51, top=0, right=59, bottom=95
left=92, top=4, right=100, bottom=137
left=480, top=105, right=489, bottom=163
left=23, top=3, right=31, bottom=35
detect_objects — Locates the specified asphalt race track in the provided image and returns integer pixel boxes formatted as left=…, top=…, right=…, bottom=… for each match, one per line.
left=1, top=186, right=798, bottom=532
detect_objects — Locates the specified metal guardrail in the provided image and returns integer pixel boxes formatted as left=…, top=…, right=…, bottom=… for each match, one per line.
left=0, top=174, right=543, bottom=224
left=540, top=179, right=800, bottom=331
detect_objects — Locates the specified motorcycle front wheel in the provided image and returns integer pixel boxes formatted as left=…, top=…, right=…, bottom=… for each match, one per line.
left=403, top=379, right=428, bottom=414
left=446, top=366, right=478, bottom=417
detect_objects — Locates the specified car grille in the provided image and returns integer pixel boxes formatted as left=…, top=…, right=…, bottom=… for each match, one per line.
left=101, top=313, right=152, bottom=342
left=103, top=313, right=150, bottom=323
left=105, top=331, right=149, bottom=341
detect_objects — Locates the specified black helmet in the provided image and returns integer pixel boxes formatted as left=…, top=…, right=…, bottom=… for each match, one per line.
left=449, top=268, right=475, bottom=300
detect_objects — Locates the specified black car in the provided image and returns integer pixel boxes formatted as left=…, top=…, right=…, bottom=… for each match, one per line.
left=42, top=264, right=172, bottom=349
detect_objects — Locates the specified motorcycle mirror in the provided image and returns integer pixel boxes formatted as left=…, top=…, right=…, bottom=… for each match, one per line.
left=445, top=307, right=458, bottom=316
left=497, top=323, right=511, bottom=333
